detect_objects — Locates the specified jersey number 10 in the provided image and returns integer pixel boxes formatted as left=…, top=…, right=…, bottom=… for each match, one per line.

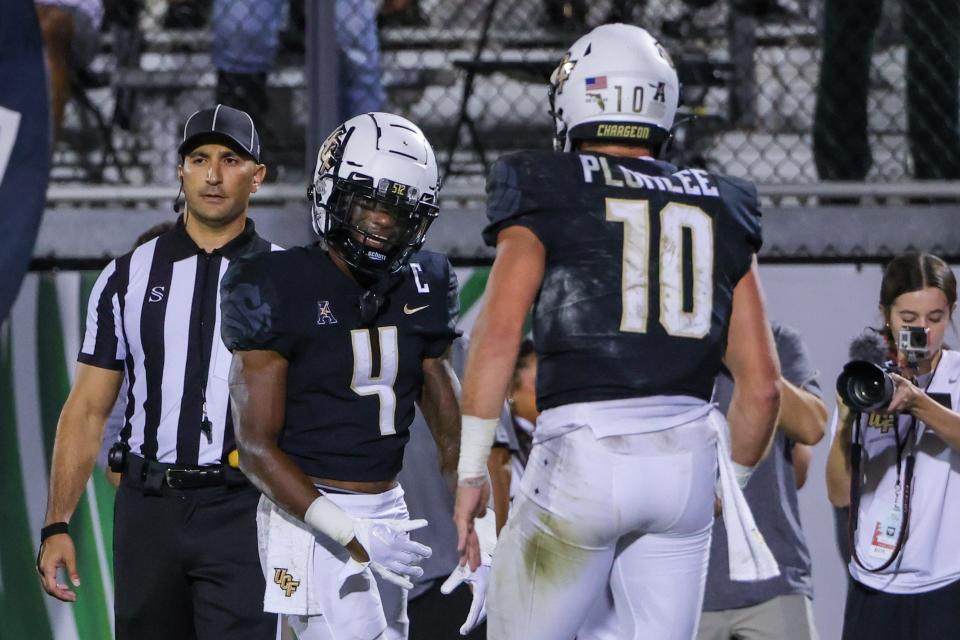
left=350, top=327, right=400, bottom=436
left=606, top=198, right=714, bottom=338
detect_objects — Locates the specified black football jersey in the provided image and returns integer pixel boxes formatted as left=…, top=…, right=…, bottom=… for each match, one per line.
left=220, top=246, right=459, bottom=482
left=484, top=149, right=762, bottom=409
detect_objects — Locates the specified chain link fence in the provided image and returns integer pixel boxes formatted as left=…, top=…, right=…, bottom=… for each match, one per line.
left=54, top=0, right=960, bottom=193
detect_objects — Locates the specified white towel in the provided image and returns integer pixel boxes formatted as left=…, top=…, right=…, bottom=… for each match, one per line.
left=256, top=494, right=390, bottom=640
left=257, top=495, right=320, bottom=615
left=709, top=412, right=781, bottom=582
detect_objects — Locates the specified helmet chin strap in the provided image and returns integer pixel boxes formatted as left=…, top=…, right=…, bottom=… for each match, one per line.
left=659, top=114, right=696, bottom=161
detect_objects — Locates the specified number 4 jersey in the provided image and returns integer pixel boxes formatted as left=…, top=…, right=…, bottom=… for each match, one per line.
left=485, top=149, right=762, bottom=410
left=219, top=246, right=459, bottom=482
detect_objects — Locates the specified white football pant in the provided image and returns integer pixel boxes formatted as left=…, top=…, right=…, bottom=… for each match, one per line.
left=487, top=416, right=717, bottom=640
left=259, top=487, right=410, bottom=640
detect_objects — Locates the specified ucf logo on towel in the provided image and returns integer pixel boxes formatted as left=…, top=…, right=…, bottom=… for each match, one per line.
left=274, top=568, right=300, bottom=597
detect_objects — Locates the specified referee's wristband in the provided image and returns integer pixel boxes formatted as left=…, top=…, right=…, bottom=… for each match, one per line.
left=40, top=522, right=69, bottom=543
left=457, top=415, right=499, bottom=484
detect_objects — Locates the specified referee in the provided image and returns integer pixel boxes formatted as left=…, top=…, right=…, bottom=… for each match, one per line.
left=38, top=105, right=279, bottom=639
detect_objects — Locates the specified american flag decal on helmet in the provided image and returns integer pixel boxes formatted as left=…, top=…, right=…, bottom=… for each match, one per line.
left=585, top=76, right=607, bottom=90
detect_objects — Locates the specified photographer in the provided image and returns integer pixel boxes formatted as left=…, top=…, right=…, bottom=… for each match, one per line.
left=827, top=253, right=960, bottom=639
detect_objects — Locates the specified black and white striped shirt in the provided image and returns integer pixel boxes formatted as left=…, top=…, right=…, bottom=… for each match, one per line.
left=79, top=218, right=280, bottom=466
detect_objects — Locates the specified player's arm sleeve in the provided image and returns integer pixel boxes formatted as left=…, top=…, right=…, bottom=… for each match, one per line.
left=220, top=256, right=297, bottom=359
left=78, top=260, right=127, bottom=370
left=424, top=259, right=462, bottom=359
left=717, top=175, right=763, bottom=282
left=482, top=154, right=551, bottom=248
left=773, top=323, right=822, bottom=397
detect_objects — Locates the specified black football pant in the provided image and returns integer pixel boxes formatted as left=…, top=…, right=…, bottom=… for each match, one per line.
left=113, top=474, right=276, bottom=640
left=842, top=577, right=960, bottom=639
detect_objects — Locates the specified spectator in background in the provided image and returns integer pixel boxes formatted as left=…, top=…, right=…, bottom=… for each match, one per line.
left=164, top=0, right=211, bottom=29
left=814, top=0, right=960, bottom=184
left=34, top=0, right=103, bottom=141
left=211, top=0, right=385, bottom=130
left=698, top=323, right=827, bottom=640
left=488, top=339, right=537, bottom=535
left=542, top=0, right=587, bottom=31
left=378, top=0, right=428, bottom=28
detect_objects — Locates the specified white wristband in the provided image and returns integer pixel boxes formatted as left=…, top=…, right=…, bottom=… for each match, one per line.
left=732, top=461, right=755, bottom=490
left=457, top=415, right=498, bottom=484
left=304, top=495, right=356, bottom=546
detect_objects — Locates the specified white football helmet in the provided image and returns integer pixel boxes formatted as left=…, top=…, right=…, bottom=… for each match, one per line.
left=549, top=23, right=680, bottom=153
left=309, top=112, right=440, bottom=276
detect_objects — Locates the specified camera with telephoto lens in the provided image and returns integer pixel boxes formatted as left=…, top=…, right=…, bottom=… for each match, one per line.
left=836, top=327, right=928, bottom=412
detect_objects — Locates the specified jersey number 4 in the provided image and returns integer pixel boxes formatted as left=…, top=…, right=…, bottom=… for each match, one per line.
left=350, top=327, right=400, bottom=435
left=606, top=198, right=714, bottom=338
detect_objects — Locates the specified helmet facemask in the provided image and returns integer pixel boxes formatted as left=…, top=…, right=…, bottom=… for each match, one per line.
left=548, top=52, right=576, bottom=152
left=308, top=113, right=441, bottom=280
left=312, top=173, right=438, bottom=278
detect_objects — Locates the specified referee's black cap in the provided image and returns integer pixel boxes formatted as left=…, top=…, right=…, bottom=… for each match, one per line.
left=178, top=104, right=262, bottom=163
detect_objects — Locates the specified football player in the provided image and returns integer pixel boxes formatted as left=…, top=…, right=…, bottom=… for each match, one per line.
left=221, top=113, right=461, bottom=640
left=453, top=24, right=783, bottom=640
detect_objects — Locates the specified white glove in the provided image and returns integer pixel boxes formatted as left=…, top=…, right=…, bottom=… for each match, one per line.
left=440, top=562, right=489, bottom=635
left=349, top=518, right=433, bottom=590
left=440, top=510, right=497, bottom=635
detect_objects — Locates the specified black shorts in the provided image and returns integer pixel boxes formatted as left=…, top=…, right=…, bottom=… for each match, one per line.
left=842, top=577, right=960, bottom=640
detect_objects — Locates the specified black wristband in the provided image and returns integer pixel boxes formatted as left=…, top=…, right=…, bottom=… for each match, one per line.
left=40, top=522, right=69, bottom=543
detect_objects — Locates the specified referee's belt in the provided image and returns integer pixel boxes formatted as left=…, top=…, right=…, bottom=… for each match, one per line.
left=123, top=454, right=248, bottom=494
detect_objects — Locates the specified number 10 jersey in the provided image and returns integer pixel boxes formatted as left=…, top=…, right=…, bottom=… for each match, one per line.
left=484, top=149, right=762, bottom=410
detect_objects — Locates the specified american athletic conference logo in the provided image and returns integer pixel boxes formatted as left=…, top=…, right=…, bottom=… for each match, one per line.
left=317, top=300, right=337, bottom=325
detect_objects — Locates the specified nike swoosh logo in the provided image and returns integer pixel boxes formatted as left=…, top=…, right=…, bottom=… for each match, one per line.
left=403, top=304, right=430, bottom=315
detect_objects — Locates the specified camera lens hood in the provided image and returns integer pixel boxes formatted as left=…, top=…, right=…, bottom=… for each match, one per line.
left=837, top=360, right=895, bottom=412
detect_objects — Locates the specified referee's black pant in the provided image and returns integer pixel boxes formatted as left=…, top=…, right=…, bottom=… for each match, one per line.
left=114, top=466, right=276, bottom=639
